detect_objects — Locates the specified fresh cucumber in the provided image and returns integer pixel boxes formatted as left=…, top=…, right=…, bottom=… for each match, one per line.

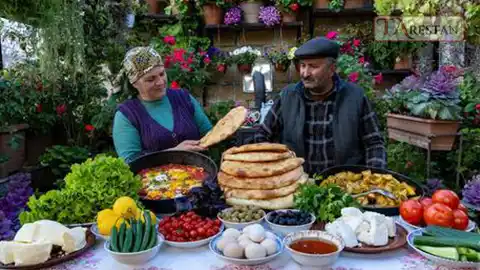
left=118, top=222, right=126, bottom=251
left=459, top=248, right=480, bottom=262
left=413, top=236, right=480, bottom=252
left=133, top=218, right=144, bottom=252
left=122, top=226, right=134, bottom=253
left=140, top=210, right=152, bottom=251
left=415, top=245, right=459, bottom=261
left=110, top=226, right=120, bottom=252
left=147, top=224, right=157, bottom=249
left=425, top=226, right=480, bottom=241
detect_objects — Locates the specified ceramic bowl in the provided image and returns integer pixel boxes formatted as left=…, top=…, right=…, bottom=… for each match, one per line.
left=217, top=208, right=265, bottom=230
left=399, top=215, right=477, bottom=232
left=283, top=230, right=345, bottom=267
left=163, top=224, right=224, bottom=248
left=104, top=234, right=164, bottom=265
left=209, top=231, right=284, bottom=265
left=265, top=209, right=316, bottom=237
left=91, top=223, right=160, bottom=241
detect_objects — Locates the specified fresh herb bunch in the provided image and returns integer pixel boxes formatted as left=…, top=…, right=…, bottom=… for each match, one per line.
left=294, top=183, right=358, bottom=223
left=328, top=0, right=344, bottom=11
left=231, top=46, right=261, bottom=65
left=20, top=155, right=142, bottom=225
left=188, top=177, right=228, bottom=218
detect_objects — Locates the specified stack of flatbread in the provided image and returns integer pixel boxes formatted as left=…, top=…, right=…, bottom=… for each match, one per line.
left=218, top=143, right=308, bottom=210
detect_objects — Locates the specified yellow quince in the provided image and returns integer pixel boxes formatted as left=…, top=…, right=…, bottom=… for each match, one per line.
left=112, top=196, right=138, bottom=219
left=96, top=209, right=127, bottom=235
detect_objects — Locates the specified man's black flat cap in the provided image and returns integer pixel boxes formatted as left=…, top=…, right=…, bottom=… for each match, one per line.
left=294, top=37, right=340, bottom=60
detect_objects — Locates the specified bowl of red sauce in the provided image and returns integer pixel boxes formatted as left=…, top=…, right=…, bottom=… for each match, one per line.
left=283, top=230, right=345, bottom=267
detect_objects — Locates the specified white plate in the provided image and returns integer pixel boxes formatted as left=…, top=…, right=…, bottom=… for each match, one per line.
left=65, top=222, right=95, bottom=228
left=163, top=224, right=224, bottom=248
left=209, top=231, right=284, bottom=265
left=399, top=216, right=477, bottom=232
left=407, top=228, right=480, bottom=268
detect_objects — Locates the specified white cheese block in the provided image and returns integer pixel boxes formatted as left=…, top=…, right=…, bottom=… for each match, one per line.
left=385, top=217, right=396, bottom=238
left=355, top=221, right=371, bottom=234
left=13, top=223, right=38, bottom=243
left=342, top=216, right=363, bottom=232
left=326, top=220, right=358, bottom=248
left=341, top=207, right=363, bottom=217
left=66, top=227, right=87, bottom=253
left=370, top=223, right=389, bottom=246
left=31, top=220, right=72, bottom=248
left=9, top=241, right=52, bottom=266
left=0, top=241, right=14, bottom=264
left=362, top=211, right=386, bottom=224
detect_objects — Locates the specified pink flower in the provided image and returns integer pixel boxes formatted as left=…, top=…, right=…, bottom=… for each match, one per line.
left=353, top=39, right=361, bottom=47
left=170, top=81, right=180, bottom=89
left=359, top=56, right=365, bottom=64
left=173, top=49, right=186, bottom=62
left=348, top=72, right=359, bottom=82
left=476, top=103, right=480, bottom=110
left=163, top=35, right=175, bottom=45
left=56, top=104, right=67, bottom=116
left=203, top=57, right=211, bottom=64
left=374, top=73, right=383, bottom=84
left=84, top=124, right=95, bottom=132
left=326, top=31, right=338, bottom=40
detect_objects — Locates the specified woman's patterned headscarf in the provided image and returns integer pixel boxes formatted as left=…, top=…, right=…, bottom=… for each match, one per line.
left=117, top=46, right=164, bottom=85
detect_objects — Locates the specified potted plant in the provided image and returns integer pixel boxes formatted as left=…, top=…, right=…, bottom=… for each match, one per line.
left=385, top=66, right=463, bottom=151
left=208, top=47, right=232, bottom=75
left=231, top=46, right=261, bottom=74
left=374, top=0, right=397, bottom=15
left=165, top=0, right=192, bottom=16
left=195, top=0, right=229, bottom=25
left=259, top=6, right=281, bottom=26
left=266, top=48, right=291, bottom=72
left=224, top=6, right=242, bottom=25
left=275, top=0, right=311, bottom=22
left=239, top=0, right=264, bottom=23
left=366, top=41, right=425, bottom=70
left=315, top=0, right=343, bottom=11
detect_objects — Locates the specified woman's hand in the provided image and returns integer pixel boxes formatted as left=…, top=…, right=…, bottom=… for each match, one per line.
left=172, top=140, right=207, bottom=152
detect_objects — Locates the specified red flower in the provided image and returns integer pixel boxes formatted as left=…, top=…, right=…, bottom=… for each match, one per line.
left=289, top=3, right=299, bottom=11
left=340, top=42, right=353, bottom=54
left=326, top=31, right=338, bottom=40
left=476, top=104, right=480, bottom=110
left=348, top=72, right=359, bottom=82
left=164, top=55, right=172, bottom=68
left=36, top=82, right=43, bottom=91
left=35, top=104, right=42, bottom=113
left=85, top=124, right=95, bottom=132
left=56, top=104, right=67, bottom=116
left=359, top=57, right=365, bottom=64
left=198, top=50, right=207, bottom=56
left=374, top=73, right=383, bottom=84
left=217, top=64, right=226, bottom=73
left=353, top=39, right=361, bottom=47
left=170, top=81, right=180, bottom=89
left=186, top=56, right=194, bottom=64
left=173, top=49, right=186, bottom=62
left=163, top=35, right=176, bottom=45
left=203, top=57, right=211, bottom=65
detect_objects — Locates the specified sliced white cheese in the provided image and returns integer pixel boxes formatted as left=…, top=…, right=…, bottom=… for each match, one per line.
left=66, top=227, right=87, bottom=253
left=362, top=211, right=386, bottom=224
left=384, top=216, right=396, bottom=238
left=13, top=223, right=38, bottom=243
left=355, top=221, right=371, bottom=234
left=370, top=223, right=389, bottom=246
left=10, top=241, right=52, bottom=266
left=31, top=220, right=72, bottom=247
left=342, top=216, right=363, bottom=232
left=326, top=220, right=358, bottom=248
left=0, top=241, right=14, bottom=264
left=341, top=207, right=363, bottom=217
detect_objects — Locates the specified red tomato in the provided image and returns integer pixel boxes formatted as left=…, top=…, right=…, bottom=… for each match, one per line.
left=452, top=209, right=469, bottom=230
left=190, top=230, right=198, bottom=238
left=213, top=219, right=221, bottom=226
left=400, top=199, right=424, bottom=225
left=457, top=203, right=468, bottom=214
left=197, top=227, right=206, bottom=236
left=432, top=189, right=460, bottom=210
left=424, top=203, right=454, bottom=228
left=420, top=198, right=433, bottom=209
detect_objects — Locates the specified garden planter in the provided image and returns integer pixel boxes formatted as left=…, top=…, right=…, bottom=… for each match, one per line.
left=274, top=63, right=290, bottom=72
left=146, top=0, right=161, bottom=13
left=237, top=64, right=253, bottom=74
left=0, top=124, right=29, bottom=178
left=26, top=131, right=53, bottom=165
left=202, top=4, right=223, bottom=25
left=315, top=0, right=328, bottom=8
left=386, top=113, right=460, bottom=151
left=281, top=12, right=297, bottom=23
left=240, top=1, right=262, bottom=23
left=344, top=0, right=365, bottom=8
left=395, top=55, right=412, bottom=70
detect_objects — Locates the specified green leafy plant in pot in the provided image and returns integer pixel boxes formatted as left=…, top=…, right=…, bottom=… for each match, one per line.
left=231, top=46, right=261, bottom=74
left=265, top=48, right=291, bottom=72
left=275, top=0, right=312, bottom=22
left=195, top=0, right=230, bottom=25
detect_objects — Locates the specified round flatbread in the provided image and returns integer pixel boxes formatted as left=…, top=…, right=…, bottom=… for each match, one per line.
left=200, top=106, right=248, bottom=148
left=222, top=151, right=295, bottom=163
left=220, top=157, right=305, bottom=178
left=224, top=143, right=290, bottom=155
left=222, top=173, right=308, bottom=200
left=226, top=194, right=295, bottom=210
left=217, top=166, right=304, bottom=190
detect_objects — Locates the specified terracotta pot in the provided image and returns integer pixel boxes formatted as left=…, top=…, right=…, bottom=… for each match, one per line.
left=237, top=64, right=252, bottom=74
left=146, top=0, right=161, bottom=13
left=386, top=113, right=460, bottom=151
left=275, top=63, right=290, bottom=72
left=240, top=1, right=262, bottom=23
left=281, top=11, right=297, bottom=23
left=0, top=124, right=29, bottom=177
left=394, top=55, right=412, bottom=70
left=202, top=3, right=223, bottom=25
left=344, top=0, right=365, bottom=9
left=315, top=0, right=329, bottom=9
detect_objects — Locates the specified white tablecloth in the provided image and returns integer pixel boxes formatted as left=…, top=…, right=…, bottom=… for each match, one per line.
left=45, top=218, right=478, bottom=270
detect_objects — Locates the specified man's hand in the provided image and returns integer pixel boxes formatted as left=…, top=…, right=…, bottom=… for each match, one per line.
left=172, top=140, right=207, bottom=152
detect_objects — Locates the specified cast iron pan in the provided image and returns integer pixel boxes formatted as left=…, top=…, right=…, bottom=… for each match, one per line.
left=129, top=150, right=218, bottom=214
left=316, top=165, right=425, bottom=216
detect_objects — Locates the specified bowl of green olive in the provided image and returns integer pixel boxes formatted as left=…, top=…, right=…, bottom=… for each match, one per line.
left=217, top=206, right=266, bottom=230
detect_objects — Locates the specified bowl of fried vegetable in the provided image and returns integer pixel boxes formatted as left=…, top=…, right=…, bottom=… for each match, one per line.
left=316, top=165, right=425, bottom=216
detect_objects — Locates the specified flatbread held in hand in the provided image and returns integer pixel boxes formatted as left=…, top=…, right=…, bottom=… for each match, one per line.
left=199, top=106, right=248, bottom=148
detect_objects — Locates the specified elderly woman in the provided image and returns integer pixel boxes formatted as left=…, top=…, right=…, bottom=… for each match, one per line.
left=113, top=47, right=212, bottom=162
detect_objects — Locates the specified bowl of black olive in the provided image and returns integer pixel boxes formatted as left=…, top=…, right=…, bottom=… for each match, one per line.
left=265, top=209, right=316, bottom=236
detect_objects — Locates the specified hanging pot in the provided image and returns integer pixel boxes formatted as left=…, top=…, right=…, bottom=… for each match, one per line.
left=281, top=11, right=297, bottom=23
left=394, top=54, right=412, bottom=70
left=146, top=0, right=161, bottom=13
left=202, top=3, right=223, bottom=25
left=315, top=0, right=328, bottom=8
left=344, top=0, right=365, bottom=9
left=275, top=63, right=290, bottom=72
left=237, top=64, right=253, bottom=74
left=240, top=1, right=262, bottom=23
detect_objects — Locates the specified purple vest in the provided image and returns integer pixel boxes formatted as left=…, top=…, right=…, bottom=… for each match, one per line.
left=117, top=89, right=201, bottom=153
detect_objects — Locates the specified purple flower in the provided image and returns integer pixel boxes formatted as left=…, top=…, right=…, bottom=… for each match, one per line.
left=462, top=174, right=480, bottom=206
left=425, top=178, right=445, bottom=197
left=259, top=6, right=281, bottom=26
left=224, top=6, right=242, bottom=25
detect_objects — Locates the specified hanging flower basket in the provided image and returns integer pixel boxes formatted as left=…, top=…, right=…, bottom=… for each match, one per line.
left=202, top=3, right=223, bottom=25
left=237, top=64, right=253, bottom=74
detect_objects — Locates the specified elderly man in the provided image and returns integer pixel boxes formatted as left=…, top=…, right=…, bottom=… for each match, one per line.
left=248, top=37, right=387, bottom=175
